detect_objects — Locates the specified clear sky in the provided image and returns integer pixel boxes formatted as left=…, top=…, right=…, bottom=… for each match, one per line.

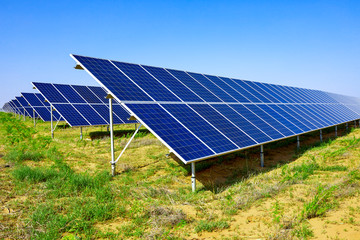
left=1, top=0, right=359, bottom=107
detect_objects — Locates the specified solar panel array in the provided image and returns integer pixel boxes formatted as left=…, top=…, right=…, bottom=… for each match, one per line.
left=16, top=96, right=37, bottom=117
left=32, top=82, right=137, bottom=127
left=21, top=93, right=62, bottom=122
left=71, top=54, right=360, bottom=163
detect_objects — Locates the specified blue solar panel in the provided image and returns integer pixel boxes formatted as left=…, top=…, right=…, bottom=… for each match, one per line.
left=189, top=104, right=257, bottom=148
left=33, top=82, right=135, bottom=127
left=187, top=72, right=237, bottom=103
left=167, top=69, right=221, bottom=102
left=16, top=96, right=34, bottom=117
left=71, top=54, right=360, bottom=164
left=279, top=105, right=317, bottom=130
left=243, top=81, right=279, bottom=103
left=52, top=104, right=90, bottom=126
left=72, top=85, right=103, bottom=103
left=257, top=83, right=288, bottom=103
left=220, top=77, right=262, bottom=102
left=33, top=82, right=68, bottom=103
left=127, top=103, right=214, bottom=161
left=162, top=104, right=238, bottom=153
left=212, top=104, right=272, bottom=143
left=204, top=75, right=250, bottom=103
left=87, top=86, right=108, bottom=103
left=112, top=61, right=180, bottom=102
left=112, top=105, right=137, bottom=124
left=72, top=104, right=107, bottom=125
left=257, top=104, right=303, bottom=134
left=143, top=65, right=203, bottom=102
left=54, top=84, right=86, bottom=103
left=230, top=105, right=284, bottom=140
left=232, top=79, right=268, bottom=103
left=91, top=105, right=123, bottom=124
left=72, top=55, right=151, bottom=101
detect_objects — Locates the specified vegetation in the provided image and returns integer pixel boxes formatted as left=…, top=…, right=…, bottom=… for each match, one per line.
left=1, top=112, right=360, bottom=239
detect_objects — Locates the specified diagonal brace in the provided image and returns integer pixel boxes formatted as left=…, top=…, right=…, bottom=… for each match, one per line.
left=111, top=123, right=142, bottom=165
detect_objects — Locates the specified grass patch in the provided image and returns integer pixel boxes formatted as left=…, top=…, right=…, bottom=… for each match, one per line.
left=195, top=219, right=230, bottom=233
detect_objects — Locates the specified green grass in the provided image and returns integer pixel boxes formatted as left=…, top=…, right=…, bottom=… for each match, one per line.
left=1, top=112, right=360, bottom=239
left=195, top=220, right=230, bottom=233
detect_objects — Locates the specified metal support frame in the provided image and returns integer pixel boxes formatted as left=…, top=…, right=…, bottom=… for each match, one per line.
left=320, top=129, right=323, bottom=142
left=354, top=120, right=357, bottom=128
left=50, top=106, right=61, bottom=138
left=80, top=127, right=83, bottom=140
left=346, top=122, right=348, bottom=132
left=191, top=162, right=196, bottom=192
left=51, top=106, right=54, bottom=138
left=33, top=110, right=36, bottom=128
left=109, top=98, right=115, bottom=176
left=335, top=125, right=337, bottom=137
left=260, top=145, right=264, bottom=167
left=108, top=95, right=142, bottom=176
left=297, top=135, right=300, bottom=150
left=23, top=109, right=26, bottom=121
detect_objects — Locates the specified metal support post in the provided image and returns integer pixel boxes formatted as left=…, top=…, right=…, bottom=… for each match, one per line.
left=297, top=135, right=300, bottom=150
left=346, top=123, right=348, bottom=132
left=320, top=129, right=323, bottom=142
left=33, top=110, right=36, bottom=128
left=51, top=106, right=54, bottom=139
left=109, top=98, right=115, bottom=176
left=260, top=145, right=264, bottom=167
left=354, top=120, right=357, bottom=128
left=80, top=127, right=83, bottom=140
left=191, top=162, right=196, bottom=192
left=23, top=109, right=26, bottom=121
left=335, top=126, right=337, bottom=137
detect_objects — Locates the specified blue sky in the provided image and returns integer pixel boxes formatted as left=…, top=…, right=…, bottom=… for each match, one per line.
left=1, top=0, right=359, bottom=107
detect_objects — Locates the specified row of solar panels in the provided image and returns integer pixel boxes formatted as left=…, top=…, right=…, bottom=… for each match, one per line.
left=2, top=83, right=136, bottom=127
left=71, top=54, right=360, bottom=163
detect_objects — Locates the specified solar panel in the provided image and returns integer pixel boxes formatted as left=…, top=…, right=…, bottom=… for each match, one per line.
left=32, top=82, right=137, bottom=127
left=15, top=96, right=35, bottom=117
left=71, top=54, right=360, bottom=164
left=22, top=93, right=62, bottom=122
left=12, top=99, right=24, bottom=115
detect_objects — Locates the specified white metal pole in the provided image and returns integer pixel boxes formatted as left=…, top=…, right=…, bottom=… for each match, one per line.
left=320, top=129, right=323, bottom=142
left=191, top=162, right=196, bottom=192
left=260, top=145, right=264, bottom=167
left=33, top=110, right=36, bottom=128
left=297, top=135, right=300, bottom=150
left=109, top=98, right=115, bottom=176
left=23, top=109, right=26, bottom=121
left=80, top=127, right=83, bottom=140
left=51, top=106, right=54, bottom=139
left=335, top=126, right=337, bottom=137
